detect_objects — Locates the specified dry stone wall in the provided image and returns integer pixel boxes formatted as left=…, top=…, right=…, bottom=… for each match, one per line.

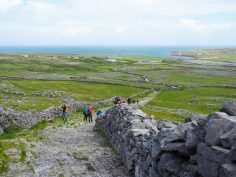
left=95, top=101, right=236, bottom=177
left=0, top=97, right=115, bottom=134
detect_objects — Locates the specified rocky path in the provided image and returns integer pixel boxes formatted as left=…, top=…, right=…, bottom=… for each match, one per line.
left=4, top=123, right=130, bottom=177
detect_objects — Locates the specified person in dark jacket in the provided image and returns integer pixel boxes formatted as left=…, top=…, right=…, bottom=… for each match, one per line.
left=83, top=107, right=88, bottom=122
left=62, top=105, right=68, bottom=122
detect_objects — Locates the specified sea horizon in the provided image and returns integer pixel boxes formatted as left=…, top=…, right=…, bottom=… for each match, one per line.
left=0, top=46, right=235, bottom=58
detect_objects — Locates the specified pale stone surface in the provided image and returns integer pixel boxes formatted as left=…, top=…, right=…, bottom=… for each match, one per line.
left=5, top=123, right=130, bottom=177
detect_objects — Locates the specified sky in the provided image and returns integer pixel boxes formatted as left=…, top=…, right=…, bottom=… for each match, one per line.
left=0, top=0, right=236, bottom=46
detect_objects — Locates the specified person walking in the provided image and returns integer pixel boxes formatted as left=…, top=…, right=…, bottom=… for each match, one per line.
left=83, top=106, right=88, bottom=122
left=88, top=105, right=93, bottom=123
left=127, top=98, right=131, bottom=104
left=96, top=110, right=102, bottom=117
left=114, top=97, right=121, bottom=105
left=62, top=104, right=68, bottom=122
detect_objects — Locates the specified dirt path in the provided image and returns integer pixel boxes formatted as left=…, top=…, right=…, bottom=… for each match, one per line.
left=4, top=123, right=130, bottom=177
left=130, top=91, right=159, bottom=108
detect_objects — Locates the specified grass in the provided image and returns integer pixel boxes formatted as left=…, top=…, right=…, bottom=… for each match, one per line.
left=0, top=52, right=235, bottom=117
left=0, top=136, right=27, bottom=174
left=0, top=80, right=144, bottom=111
left=141, top=107, right=184, bottom=122
left=147, top=87, right=236, bottom=115
left=30, top=120, right=49, bottom=131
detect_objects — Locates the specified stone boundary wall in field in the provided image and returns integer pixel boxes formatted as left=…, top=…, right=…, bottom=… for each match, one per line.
left=0, top=88, right=153, bottom=134
left=95, top=101, right=236, bottom=177
left=0, top=97, right=115, bottom=134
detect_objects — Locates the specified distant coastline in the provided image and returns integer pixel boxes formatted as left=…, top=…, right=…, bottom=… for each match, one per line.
left=0, top=46, right=232, bottom=59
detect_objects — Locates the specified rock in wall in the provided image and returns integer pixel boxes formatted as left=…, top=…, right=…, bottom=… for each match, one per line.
left=95, top=101, right=236, bottom=177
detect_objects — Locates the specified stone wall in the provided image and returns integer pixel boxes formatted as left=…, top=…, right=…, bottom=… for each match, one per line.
left=0, top=97, right=115, bottom=134
left=95, top=101, right=236, bottom=177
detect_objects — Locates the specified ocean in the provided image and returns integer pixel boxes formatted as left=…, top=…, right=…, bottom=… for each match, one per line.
left=0, top=46, right=225, bottom=59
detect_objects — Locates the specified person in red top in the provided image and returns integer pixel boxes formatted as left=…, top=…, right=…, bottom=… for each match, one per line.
left=88, top=105, right=93, bottom=123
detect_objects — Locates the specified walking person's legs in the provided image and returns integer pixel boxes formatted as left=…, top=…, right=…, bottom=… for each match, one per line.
left=62, top=112, right=65, bottom=121
left=64, top=113, right=67, bottom=123
left=88, top=114, right=91, bottom=123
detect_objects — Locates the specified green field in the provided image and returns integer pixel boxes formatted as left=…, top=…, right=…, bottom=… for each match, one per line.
left=0, top=50, right=236, bottom=118
left=0, top=80, right=143, bottom=111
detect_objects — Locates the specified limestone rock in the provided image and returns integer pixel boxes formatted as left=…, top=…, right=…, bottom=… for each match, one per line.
left=158, top=153, right=187, bottom=176
left=220, top=101, right=236, bottom=116
left=131, top=109, right=147, bottom=117
left=220, top=125, right=236, bottom=148
left=180, top=165, right=199, bottom=177
left=197, top=143, right=231, bottom=177
left=205, top=115, right=236, bottom=146
left=219, top=163, right=236, bottom=177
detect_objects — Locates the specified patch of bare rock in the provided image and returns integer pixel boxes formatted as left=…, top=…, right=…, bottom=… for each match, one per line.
left=5, top=124, right=130, bottom=177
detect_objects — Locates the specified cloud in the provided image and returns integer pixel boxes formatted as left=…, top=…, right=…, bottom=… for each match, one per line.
left=0, top=0, right=22, bottom=12
left=180, top=18, right=236, bottom=32
left=62, top=26, right=96, bottom=35
left=0, top=0, right=236, bottom=45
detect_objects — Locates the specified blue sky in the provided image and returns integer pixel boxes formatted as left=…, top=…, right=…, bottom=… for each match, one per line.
left=0, top=0, right=236, bottom=46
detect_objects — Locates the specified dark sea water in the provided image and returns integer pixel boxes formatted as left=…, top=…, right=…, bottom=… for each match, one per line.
left=0, top=46, right=225, bottom=59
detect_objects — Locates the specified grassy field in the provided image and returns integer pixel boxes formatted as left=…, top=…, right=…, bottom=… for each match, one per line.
left=147, top=87, right=236, bottom=113
left=0, top=80, right=143, bottom=111
left=0, top=50, right=236, bottom=117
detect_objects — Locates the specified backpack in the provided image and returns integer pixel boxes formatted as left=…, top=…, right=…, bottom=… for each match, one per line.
left=65, top=107, right=69, bottom=113
left=83, top=107, right=88, bottom=115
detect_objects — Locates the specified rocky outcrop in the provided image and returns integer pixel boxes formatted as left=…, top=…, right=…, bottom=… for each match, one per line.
left=96, top=102, right=236, bottom=177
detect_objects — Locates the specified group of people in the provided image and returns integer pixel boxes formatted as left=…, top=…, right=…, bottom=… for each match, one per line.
left=82, top=105, right=93, bottom=123
left=62, top=96, right=128, bottom=123
left=62, top=103, right=103, bottom=123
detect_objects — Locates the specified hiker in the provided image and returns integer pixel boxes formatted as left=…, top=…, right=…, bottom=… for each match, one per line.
left=127, top=98, right=131, bottom=104
left=88, top=105, right=93, bottom=123
left=114, top=97, right=121, bottom=105
left=83, top=106, right=88, bottom=122
left=96, top=110, right=102, bottom=117
left=62, top=104, right=68, bottom=122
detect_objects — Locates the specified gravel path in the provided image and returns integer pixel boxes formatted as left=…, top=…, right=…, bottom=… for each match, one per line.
left=4, top=123, right=130, bottom=177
